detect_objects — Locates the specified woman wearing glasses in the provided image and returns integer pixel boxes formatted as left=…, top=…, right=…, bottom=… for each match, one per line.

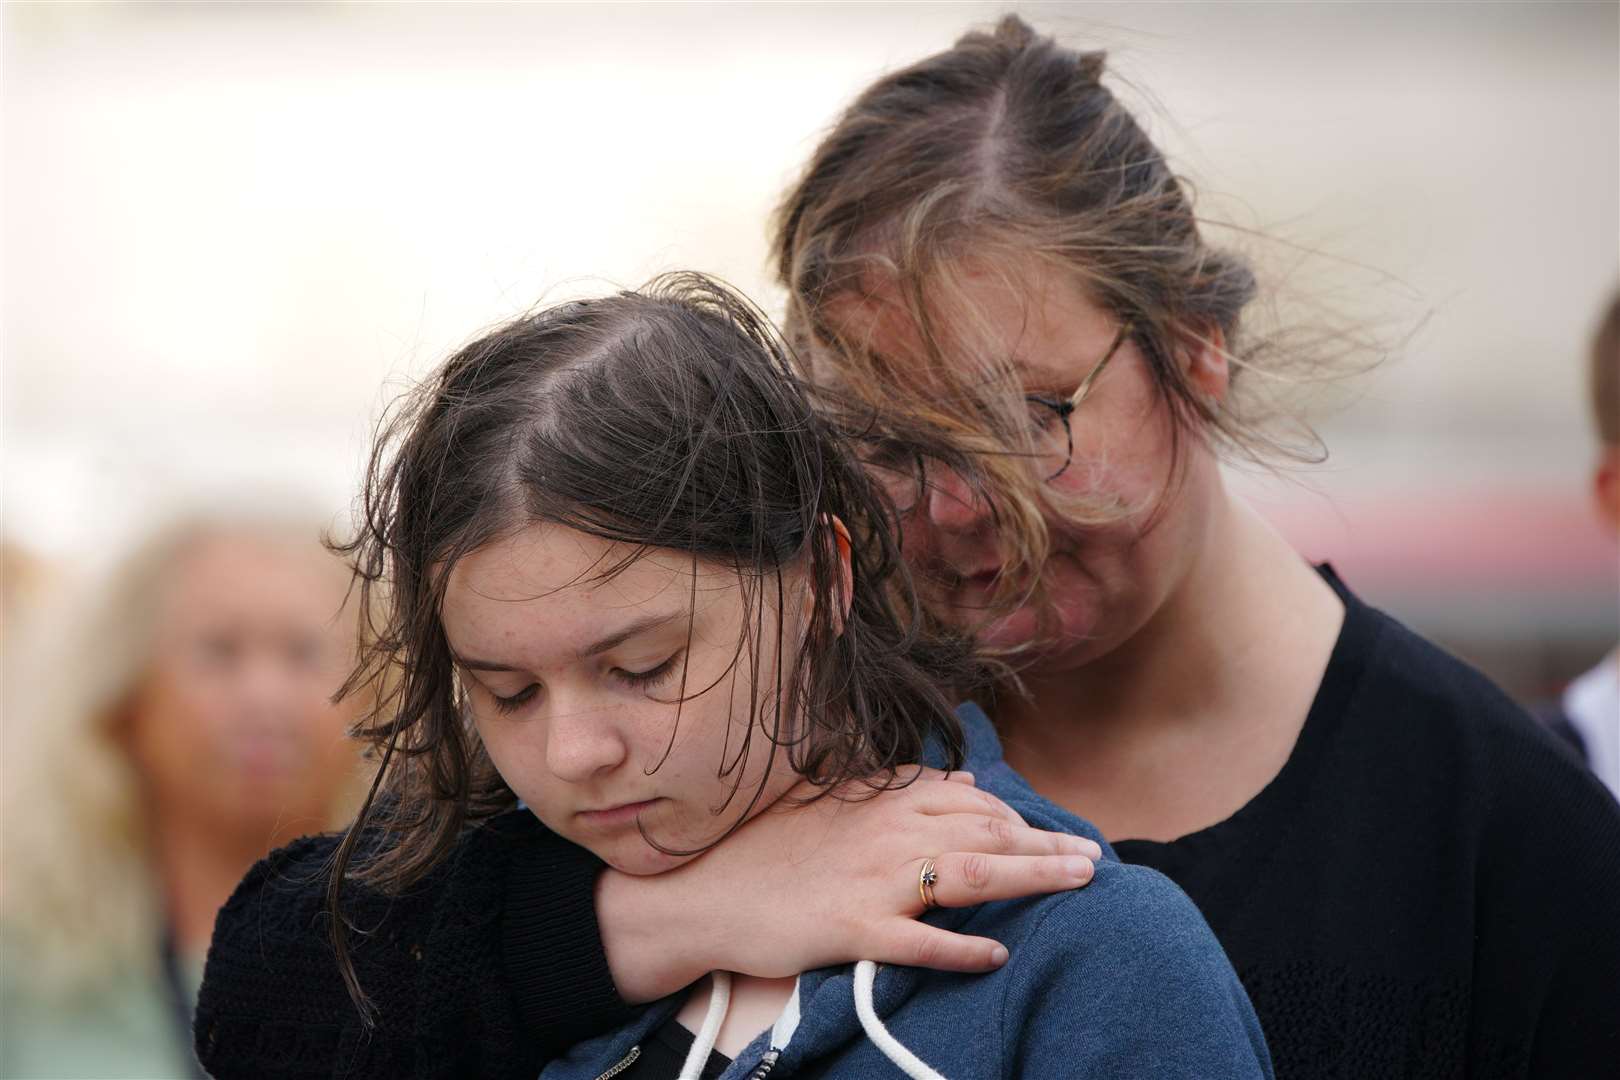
left=771, top=16, right=1620, bottom=1077
left=198, top=14, right=1620, bottom=1079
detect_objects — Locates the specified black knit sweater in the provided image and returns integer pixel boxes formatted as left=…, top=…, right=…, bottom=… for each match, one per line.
left=195, top=573, right=1620, bottom=1079
left=194, top=811, right=632, bottom=1079
left=1111, top=571, right=1620, bottom=1077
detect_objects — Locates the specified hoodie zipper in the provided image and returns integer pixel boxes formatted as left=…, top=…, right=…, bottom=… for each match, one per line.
left=746, top=1049, right=782, bottom=1078
left=592, top=1045, right=640, bottom=1080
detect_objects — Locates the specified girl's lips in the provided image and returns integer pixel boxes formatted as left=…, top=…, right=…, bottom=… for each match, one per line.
left=577, top=798, right=662, bottom=828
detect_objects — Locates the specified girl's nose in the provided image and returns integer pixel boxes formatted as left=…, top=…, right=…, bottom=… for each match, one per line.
left=543, top=698, right=629, bottom=784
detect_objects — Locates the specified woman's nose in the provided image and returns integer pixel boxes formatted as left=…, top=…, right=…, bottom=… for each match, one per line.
left=543, top=698, right=629, bottom=783
left=233, top=650, right=298, bottom=723
left=925, top=462, right=993, bottom=533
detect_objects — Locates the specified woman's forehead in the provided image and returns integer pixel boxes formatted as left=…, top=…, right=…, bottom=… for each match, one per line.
left=818, top=266, right=1118, bottom=385
left=160, top=533, right=346, bottom=622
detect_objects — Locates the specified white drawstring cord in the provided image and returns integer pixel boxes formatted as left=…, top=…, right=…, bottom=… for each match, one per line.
left=679, top=964, right=944, bottom=1079
left=678, top=971, right=732, bottom=1080
left=853, top=961, right=948, bottom=1080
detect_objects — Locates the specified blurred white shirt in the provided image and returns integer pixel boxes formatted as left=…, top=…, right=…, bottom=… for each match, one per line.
left=1563, top=651, right=1620, bottom=799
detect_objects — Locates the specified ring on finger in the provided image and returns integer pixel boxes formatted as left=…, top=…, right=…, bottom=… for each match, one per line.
left=918, top=857, right=939, bottom=910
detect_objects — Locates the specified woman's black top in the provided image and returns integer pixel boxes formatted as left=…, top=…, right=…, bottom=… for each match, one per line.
left=194, top=570, right=1620, bottom=1079
left=1110, top=568, right=1620, bottom=1077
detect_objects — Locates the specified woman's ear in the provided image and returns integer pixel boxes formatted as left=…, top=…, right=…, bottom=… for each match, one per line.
left=1183, top=323, right=1230, bottom=404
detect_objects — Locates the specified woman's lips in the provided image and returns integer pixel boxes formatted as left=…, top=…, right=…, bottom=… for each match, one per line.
left=950, top=568, right=1006, bottom=605
left=225, top=731, right=304, bottom=780
left=577, top=798, right=662, bottom=828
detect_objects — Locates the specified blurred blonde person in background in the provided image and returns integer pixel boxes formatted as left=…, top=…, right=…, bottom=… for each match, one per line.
left=1542, top=291, right=1620, bottom=797
left=0, top=508, right=366, bottom=1079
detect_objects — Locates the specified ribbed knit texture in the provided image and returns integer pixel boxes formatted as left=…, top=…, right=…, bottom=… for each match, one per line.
left=1115, top=569, right=1620, bottom=1079
left=194, top=811, right=631, bottom=1080
left=503, top=817, right=630, bottom=1055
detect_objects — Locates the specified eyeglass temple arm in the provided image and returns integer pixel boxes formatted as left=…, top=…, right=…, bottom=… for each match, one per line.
left=1065, top=322, right=1132, bottom=410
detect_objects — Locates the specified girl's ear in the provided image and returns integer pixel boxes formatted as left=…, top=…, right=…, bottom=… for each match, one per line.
left=822, top=514, right=854, bottom=635
left=1182, top=323, right=1230, bottom=404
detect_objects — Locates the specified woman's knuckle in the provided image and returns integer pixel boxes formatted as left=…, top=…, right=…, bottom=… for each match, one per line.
left=985, top=817, right=1014, bottom=850
left=911, top=933, right=942, bottom=966
left=961, top=852, right=992, bottom=890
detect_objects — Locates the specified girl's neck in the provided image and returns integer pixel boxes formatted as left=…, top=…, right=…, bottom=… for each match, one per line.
left=676, top=972, right=799, bottom=1059
left=997, top=492, right=1344, bottom=840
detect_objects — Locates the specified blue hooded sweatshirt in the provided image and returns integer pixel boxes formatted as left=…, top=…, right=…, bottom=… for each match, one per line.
left=539, top=704, right=1273, bottom=1080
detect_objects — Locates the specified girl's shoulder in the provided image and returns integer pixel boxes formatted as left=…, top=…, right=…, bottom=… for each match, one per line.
left=958, top=760, right=1271, bottom=1073
left=969, top=855, right=1221, bottom=973
left=953, top=861, right=1272, bottom=1078
left=964, top=763, right=1242, bottom=985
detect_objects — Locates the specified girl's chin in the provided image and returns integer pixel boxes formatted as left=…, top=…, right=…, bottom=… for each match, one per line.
left=599, top=846, right=696, bottom=877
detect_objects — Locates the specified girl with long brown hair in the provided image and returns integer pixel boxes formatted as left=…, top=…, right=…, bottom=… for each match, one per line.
left=198, top=275, right=1269, bottom=1079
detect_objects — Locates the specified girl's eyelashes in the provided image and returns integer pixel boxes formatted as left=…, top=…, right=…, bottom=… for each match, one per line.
left=491, top=683, right=539, bottom=715
left=479, top=651, right=684, bottom=713
left=615, top=651, right=684, bottom=689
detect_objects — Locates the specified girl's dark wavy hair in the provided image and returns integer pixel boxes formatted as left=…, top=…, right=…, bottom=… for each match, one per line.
left=325, top=272, right=993, bottom=1021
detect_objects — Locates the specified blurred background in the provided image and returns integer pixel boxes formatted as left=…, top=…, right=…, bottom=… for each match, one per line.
left=5, top=1, right=1616, bottom=703
left=1, top=2, right=1614, bottom=1073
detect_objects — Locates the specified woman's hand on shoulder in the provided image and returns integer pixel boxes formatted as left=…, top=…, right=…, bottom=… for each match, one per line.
left=596, top=767, right=1098, bottom=1002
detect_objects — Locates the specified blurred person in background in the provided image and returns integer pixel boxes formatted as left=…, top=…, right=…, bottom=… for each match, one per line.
left=0, top=509, right=366, bottom=1079
left=2, top=540, right=62, bottom=719
left=1540, top=291, right=1620, bottom=797
left=193, top=15, right=1620, bottom=1080
left=2, top=539, right=58, bottom=652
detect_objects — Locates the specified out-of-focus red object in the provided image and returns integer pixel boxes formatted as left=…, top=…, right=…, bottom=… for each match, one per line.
left=1264, top=488, right=1616, bottom=594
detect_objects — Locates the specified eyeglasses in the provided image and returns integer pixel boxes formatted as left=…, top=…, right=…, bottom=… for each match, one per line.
left=855, top=322, right=1132, bottom=510
left=1021, top=322, right=1131, bottom=481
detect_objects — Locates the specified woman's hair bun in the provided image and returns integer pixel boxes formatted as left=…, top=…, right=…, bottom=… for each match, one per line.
left=990, top=13, right=1037, bottom=46
left=982, top=14, right=1107, bottom=85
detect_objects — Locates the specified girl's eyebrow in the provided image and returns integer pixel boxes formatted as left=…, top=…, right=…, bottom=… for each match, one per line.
left=577, top=609, right=687, bottom=659
left=450, top=609, right=688, bottom=672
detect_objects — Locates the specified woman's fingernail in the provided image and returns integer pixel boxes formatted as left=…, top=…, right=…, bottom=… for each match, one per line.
left=1064, top=857, right=1095, bottom=881
left=990, top=944, right=1009, bottom=965
left=1069, top=836, right=1103, bottom=858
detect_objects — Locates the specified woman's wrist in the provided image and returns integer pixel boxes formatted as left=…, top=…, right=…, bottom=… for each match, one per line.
left=595, top=865, right=710, bottom=1003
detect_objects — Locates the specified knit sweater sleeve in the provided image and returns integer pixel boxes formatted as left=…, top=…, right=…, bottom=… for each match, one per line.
left=193, top=810, right=634, bottom=1080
